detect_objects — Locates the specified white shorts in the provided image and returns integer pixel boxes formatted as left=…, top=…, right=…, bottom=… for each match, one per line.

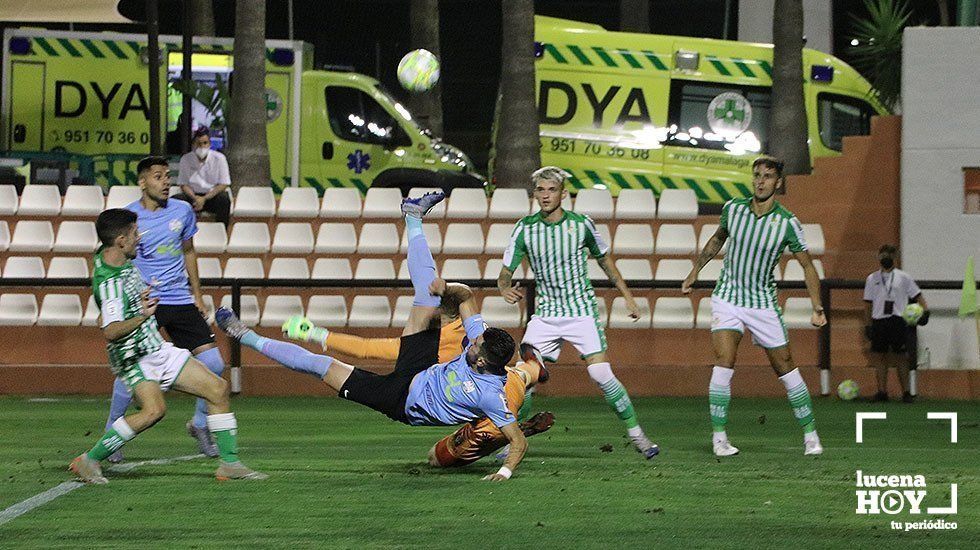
left=710, top=296, right=788, bottom=349
left=122, top=342, right=192, bottom=391
left=521, top=316, right=607, bottom=362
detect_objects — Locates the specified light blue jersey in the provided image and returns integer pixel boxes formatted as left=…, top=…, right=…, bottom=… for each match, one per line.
left=127, top=199, right=198, bottom=305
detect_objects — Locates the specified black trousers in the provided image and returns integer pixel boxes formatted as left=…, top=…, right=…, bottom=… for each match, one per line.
left=173, top=191, right=231, bottom=226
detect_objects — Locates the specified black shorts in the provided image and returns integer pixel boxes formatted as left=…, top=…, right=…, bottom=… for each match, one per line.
left=870, top=316, right=912, bottom=354
left=154, top=303, right=215, bottom=351
left=338, top=327, right=441, bottom=424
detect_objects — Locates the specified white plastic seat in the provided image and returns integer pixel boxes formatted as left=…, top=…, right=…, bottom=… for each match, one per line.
left=61, top=186, right=104, bottom=217
left=234, top=187, right=276, bottom=217
left=442, top=223, right=484, bottom=254
left=446, top=188, right=488, bottom=219
left=698, top=224, right=728, bottom=255
left=220, top=294, right=260, bottom=326
left=307, top=295, right=348, bottom=327
left=359, top=223, right=400, bottom=254
left=82, top=294, right=100, bottom=326
left=196, top=257, right=222, bottom=279
left=771, top=263, right=782, bottom=281
left=37, top=294, right=83, bottom=326
left=192, top=222, right=228, bottom=253
left=0, top=185, right=18, bottom=215
left=105, top=186, right=141, bottom=210
left=260, top=295, right=304, bottom=327
left=483, top=259, right=523, bottom=280
left=574, top=188, right=613, bottom=220
left=348, top=295, right=392, bottom=327
left=0, top=221, right=9, bottom=251
left=441, top=259, right=481, bottom=279
left=9, top=220, right=54, bottom=252
left=595, top=296, right=609, bottom=326
left=407, top=187, right=446, bottom=218
left=695, top=297, right=713, bottom=329
left=783, top=258, right=825, bottom=281
left=3, top=256, right=45, bottom=278
left=587, top=258, right=608, bottom=280
left=613, top=224, right=654, bottom=255
left=48, top=257, right=88, bottom=279
left=783, top=298, right=817, bottom=329
left=480, top=296, right=522, bottom=327
left=0, top=294, right=39, bottom=325
left=320, top=188, right=362, bottom=218
left=652, top=297, right=695, bottom=329
left=609, top=296, right=651, bottom=328
left=391, top=295, right=414, bottom=327
left=223, top=257, right=265, bottom=279
left=485, top=223, right=515, bottom=255
left=614, top=259, right=652, bottom=280
left=399, top=224, right=442, bottom=254
left=397, top=258, right=440, bottom=280
left=18, top=185, right=61, bottom=216
left=277, top=187, right=320, bottom=218
left=269, top=258, right=311, bottom=279
left=226, top=222, right=270, bottom=253
left=615, top=189, right=656, bottom=219
left=655, top=224, right=696, bottom=255
left=596, top=224, right=612, bottom=248
left=315, top=222, right=357, bottom=254
left=200, top=295, right=216, bottom=323
left=488, top=189, right=530, bottom=219
left=802, top=224, right=825, bottom=255
left=656, top=259, right=694, bottom=280
left=700, top=259, right=724, bottom=281
left=361, top=188, right=402, bottom=218
left=53, top=221, right=98, bottom=252
left=272, top=222, right=314, bottom=254
left=355, top=259, right=395, bottom=280
left=657, top=189, right=698, bottom=220
left=312, top=258, right=353, bottom=279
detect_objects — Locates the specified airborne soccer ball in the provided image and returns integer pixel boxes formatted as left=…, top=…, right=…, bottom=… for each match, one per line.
left=397, top=49, right=440, bottom=93
left=902, top=303, right=924, bottom=326
left=837, top=379, right=860, bottom=401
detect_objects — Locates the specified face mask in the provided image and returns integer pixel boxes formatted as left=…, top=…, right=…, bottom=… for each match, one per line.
left=194, top=147, right=209, bottom=160
left=880, top=257, right=894, bottom=269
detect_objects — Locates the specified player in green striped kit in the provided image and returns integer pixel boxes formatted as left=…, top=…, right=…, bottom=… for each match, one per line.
left=499, top=167, right=659, bottom=459
left=682, top=156, right=826, bottom=457
left=69, top=209, right=266, bottom=483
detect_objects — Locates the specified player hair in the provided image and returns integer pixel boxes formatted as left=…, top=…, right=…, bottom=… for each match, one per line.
left=96, top=208, right=138, bottom=247
left=530, top=166, right=570, bottom=189
left=192, top=126, right=211, bottom=139
left=752, top=155, right=785, bottom=178
left=136, top=156, right=169, bottom=176
left=480, top=327, right=516, bottom=375
left=878, top=244, right=898, bottom=255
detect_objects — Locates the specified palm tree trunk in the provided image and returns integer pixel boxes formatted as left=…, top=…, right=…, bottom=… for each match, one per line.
left=769, top=0, right=810, bottom=175
left=227, top=0, right=270, bottom=190
left=409, top=0, right=443, bottom=137
left=190, top=0, right=215, bottom=37
left=493, top=0, right=540, bottom=189
left=619, top=0, right=650, bottom=33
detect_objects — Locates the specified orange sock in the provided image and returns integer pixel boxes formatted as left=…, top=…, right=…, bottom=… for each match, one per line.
left=325, top=333, right=400, bottom=361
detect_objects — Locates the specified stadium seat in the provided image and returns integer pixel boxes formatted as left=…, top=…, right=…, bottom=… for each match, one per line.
left=441, top=259, right=481, bottom=279
left=652, top=297, right=695, bottom=329
left=200, top=295, right=216, bottom=323
left=348, top=296, right=392, bottom=327
left=614, top=189, right=656, bottom=219
left=17, top=185, right=61, bottom=216
left=699, top=259, right=724, bottom=281
left=446, top=188, right=488, bottom=219
left=224, top=257, right=265, bottom=279
left=657, top=189, right=698, bottom=220
left=595, top=297, right=609, bottom=326
left=484, top=223, right=515, bottom=255
left=655, top=224, right=696, bottom=255
left=782, top=258, right=825, bottom=281
left=480, top=296, right=522, bottom=328
left=0, top=185, right=18, bottom=215
left=307, top=295, right=348, bottom=327
left=277, top=187, right=320, bottom=218
left=771, top=263, right=782, bottom=281
left=260, top=295, right=304, bottom=327
left=399, top=224, right=442, bottom=254
left=220, top=294, right=260, bottom=326
left=272, top=222, right=315, bottom=254
left=802, top=224, right=825, bottom=255
left=312, top=258, right=353, bottom=280
left=483, top=259, right=523, bottom=280
left=37, top=294, right=83, bottom=326
left=408, top=187, right=446, bottom=218
left=53, top=221, right=98, bottom=252
left=562, top=194, right=573, bottom=211
left=0, top=294, right=38, bottom=325
left=233, top=187, right=276, bottom=218
left=574, top=188, right=613, bottom=220
left=269, top=257, right=311, bottom=279
left=3, top=256, right=45, bottom=278
left=783, top=297, right=817, bottom=329
left=226, top=222, right=271, bottom=253
left=442, top=223, right=484, bottom=254
left=613, top=224, right=654, bottom=255
left=596, top=224, right=612, bottom=247
left=488, top=189, right=530, bottom=219
left=397, top=258, right=440, bottom=280
left=196, top=257, right=222, bottom=279
left=105, top=186, right=141, bottom=210
left=587, top=258, right=608, bottom=280
left=82, top=295, right=99, bottom=326
left=320, top=188, right=362, bottom=218
left=615, top=259, right=653, bottom=280
left=695, top=297, right=713, bottom=329
left=362, top=188, right=402, bottom=218
left=9, top=220, right=54, bottom=252
left=656, top=259, right=694, bottom=280
left=359, top=223, right=400, bottom=254
left=192, top=222, right=228, bottom=253
left=391, top=295, right=413, bottom=327
left=0, top=221, right=9, bottom=251
left=609, top=296, right=651, bottom=328
left=355, top=259, right=396, bottom=280
left=315, top=222, right=357, bottom=254
left=61, top=186, right=104, bottom=217
left=698, top=224, right=728, bottom=255
left=48, top=257, right=89, bottom=279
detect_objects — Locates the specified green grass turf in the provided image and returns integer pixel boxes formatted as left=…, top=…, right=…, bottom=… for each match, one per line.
left=0, top=395, right=976, bottom=548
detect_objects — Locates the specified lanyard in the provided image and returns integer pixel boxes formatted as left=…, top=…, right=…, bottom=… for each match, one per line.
left=879, top=271, right=894, bottom=299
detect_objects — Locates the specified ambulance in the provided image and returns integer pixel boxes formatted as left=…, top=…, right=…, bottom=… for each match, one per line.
left=1, top=28, right=483, bottom=193
left=491, top=16, right=888, bottom=203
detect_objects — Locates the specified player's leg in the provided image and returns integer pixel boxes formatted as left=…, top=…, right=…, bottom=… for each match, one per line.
left=868, top=319, right=890, bottom=400
left=583, top=350, right=658, bottom=459
left=517, top=319, right=562, bottom=422
left=102, top=377, right=133, bottom=462
left=282, top=315, right=401, bottom=360
left=764, top=345, right=822, bottom=455
left=400, top=191, right=445, bottom=337
left=709, top=328, right=742, bottom=456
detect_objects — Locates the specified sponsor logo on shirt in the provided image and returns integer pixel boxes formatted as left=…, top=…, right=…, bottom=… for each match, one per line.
left=169, top=218, right=183, bottom=233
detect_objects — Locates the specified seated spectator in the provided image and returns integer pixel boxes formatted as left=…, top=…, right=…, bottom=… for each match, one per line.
left=174, top=127, right=231, bottom=226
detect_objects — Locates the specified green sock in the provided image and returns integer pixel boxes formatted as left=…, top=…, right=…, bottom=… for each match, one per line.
left=86, top=418, right=136, bottom=461
left=781, top=370, right=816, bottom=433
left=517, top=389, right=534, bottom=422
left=599, top=378, right=639, bottom=430
left=207, top=413, right=240, bottom=463
left=709, top=383, right=731, bottom=432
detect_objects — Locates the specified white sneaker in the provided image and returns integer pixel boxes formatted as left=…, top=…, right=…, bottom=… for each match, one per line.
left=713, top=440, right=740, bottom=457
left=804, top=437, right=824, bottom=456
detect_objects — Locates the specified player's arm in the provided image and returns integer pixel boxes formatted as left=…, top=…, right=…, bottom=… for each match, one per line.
left=102, top=288, right=158, bottom=341
left=483, top=423, right=527, bottom=482
left=181, top=238, right=207, bottom=317
left=499, top=221, right=528, bottom=304
left=682, top=225, right=728, bottom=294
left=792, top=250, right=827, bottom=327
left=497, top=266, right=525, bottom=304
left=430, top=280, right=485, bottom=340
left=911, top=276, right=930, bottom=324
left=597, top=255, right=640, bottom=320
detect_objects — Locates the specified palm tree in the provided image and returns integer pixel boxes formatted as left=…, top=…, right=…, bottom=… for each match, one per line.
left=619, top=0, right=650, bottom=33
left=493, top=0, right=540, bottom=189
left=769, top=0, right=810, bottom=175
left=190, top=0, right=216, bottom=37
left=226, top=0, right=270, bottom=190
left=409, top=0, right=443, bottom=137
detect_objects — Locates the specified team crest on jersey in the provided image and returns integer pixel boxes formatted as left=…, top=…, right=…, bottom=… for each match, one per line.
left=462, top=381, right=476, bottom=394
left=169, top=218, right=183, bottom=233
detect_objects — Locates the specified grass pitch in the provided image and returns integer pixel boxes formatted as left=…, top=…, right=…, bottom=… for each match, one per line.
left=1, top=395, right=976, bottom=548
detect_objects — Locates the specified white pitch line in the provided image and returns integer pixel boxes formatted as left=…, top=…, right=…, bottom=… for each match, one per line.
left=0, top=454, right=205, bottom=527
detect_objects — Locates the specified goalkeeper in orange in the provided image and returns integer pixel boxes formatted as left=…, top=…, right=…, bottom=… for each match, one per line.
left=281, top=295, right=554, bottom=467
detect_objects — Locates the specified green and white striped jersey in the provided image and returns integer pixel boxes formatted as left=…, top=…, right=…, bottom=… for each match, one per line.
left=503, top=210, right=607, bottom=318
left=713, top=198, right=808, bottom=309
left=92, top=250, right=165, bottom=375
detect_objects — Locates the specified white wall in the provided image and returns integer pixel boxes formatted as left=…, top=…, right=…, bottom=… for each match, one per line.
left=738, top=0, right=833, bottom=54
left=901, top=27, right=980, bottom=369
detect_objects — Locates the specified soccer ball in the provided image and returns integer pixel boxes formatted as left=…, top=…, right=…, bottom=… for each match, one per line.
left=397, top=49, right=440, bottom=93
left=837, top=379, right=860, bottom=401
left=902, top=303, right=924, bottom=326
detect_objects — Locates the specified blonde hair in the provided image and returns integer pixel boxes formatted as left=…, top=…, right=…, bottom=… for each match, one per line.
left=530, top=166, right=570, bottom=189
